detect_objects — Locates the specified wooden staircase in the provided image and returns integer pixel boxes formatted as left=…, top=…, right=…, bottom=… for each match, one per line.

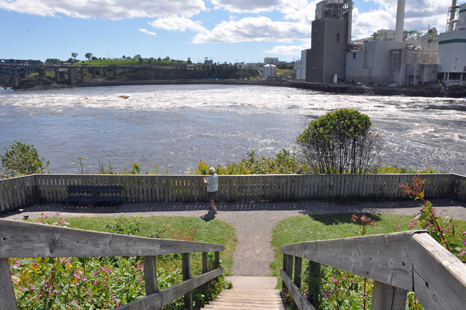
left=204, top=288, right=286, bottom=310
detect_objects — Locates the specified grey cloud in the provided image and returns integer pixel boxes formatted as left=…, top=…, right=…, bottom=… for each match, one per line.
left=0, top=0, right=206, bottom=19
left=210, top=0, right=285, bottom=13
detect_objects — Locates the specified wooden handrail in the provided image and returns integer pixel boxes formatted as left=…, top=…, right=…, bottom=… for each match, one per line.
left=280, top=231, right=466, bottom=310
left=0, top=219, right=224, bottom=310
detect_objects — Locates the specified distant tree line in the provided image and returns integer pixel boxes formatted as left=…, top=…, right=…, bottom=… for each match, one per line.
left=122, top=65, right=258, bottom=81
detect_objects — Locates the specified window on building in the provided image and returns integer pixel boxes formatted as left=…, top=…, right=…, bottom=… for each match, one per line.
left=336, top=33, right=340, bottom=42
left=353, top=53, right=356, bottom=59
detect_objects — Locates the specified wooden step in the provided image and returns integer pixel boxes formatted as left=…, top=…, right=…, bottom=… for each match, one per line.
left=205, top=289, right=286, bottom=310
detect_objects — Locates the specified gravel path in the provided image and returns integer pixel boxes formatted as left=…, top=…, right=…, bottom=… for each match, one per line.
left=3, top=199, right=466, bottom=276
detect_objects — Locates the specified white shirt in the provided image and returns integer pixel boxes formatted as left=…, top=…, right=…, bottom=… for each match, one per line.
left=206, top=174, right=218, bottom=192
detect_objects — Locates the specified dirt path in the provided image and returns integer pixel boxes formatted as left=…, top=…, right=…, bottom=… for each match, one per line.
left=3, top=199, right=466, bottom=276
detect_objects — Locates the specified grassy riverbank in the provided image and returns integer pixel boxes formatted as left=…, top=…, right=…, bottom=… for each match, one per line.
left=58, top=215, right=237, bottom=275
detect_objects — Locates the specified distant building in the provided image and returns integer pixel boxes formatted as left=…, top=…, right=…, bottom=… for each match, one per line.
left=264, top=57, right=279, bottom=65
left=296, top=50, right=309, bottom=81
left=235, top=62, right=247, bottom=69
left=263, top=64, right=277, bottom=79
left=306, top=0, right=352, bottom=83
left=437, top=3, right=466, bottom=86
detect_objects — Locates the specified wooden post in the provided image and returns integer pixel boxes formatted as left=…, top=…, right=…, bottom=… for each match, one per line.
left=202, top=252, right=210, bottom=296
left=294, top=256, right=302, bottom=289
left=371, top=281, right=408, bottom=310
left=182, top=253, right=192, bottom=310
left=214, top=251, right=220, bottom=269
left=308, top=261, right=321, bottom=309
left=282, top=254, right=293, bottom=291
left=202, top=252, right=209, bottom=274
left=0, top=258, right=18, bottom=310
left=143, top=256, right=158, bottom=295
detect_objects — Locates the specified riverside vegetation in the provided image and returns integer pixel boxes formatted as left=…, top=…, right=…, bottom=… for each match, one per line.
left=9, top=214, right=236, bottom=310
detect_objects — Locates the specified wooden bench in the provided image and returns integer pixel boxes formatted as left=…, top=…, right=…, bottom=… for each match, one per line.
left=65, top=185, right=123, bottom=205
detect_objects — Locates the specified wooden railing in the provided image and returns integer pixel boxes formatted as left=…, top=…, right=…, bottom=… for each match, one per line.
left=0, top=219, right=224, bottom=310
left=280, top=231, right=466, bottom=310
left=1, top=173, right=465, bottom=212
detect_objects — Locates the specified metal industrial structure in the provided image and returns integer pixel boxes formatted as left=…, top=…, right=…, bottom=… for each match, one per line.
left=305, top=0, right=352, bottom=83
left=438, top=1, right=466, bottom=86
left=263, top=64, right=277, bottom=79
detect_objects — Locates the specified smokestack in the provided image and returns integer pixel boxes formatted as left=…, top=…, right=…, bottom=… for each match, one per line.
left=450, top=0, right=457, bottom=22
left=347, top=0, right=353, bottom=45
left=394, top=0, right=405, bottom=42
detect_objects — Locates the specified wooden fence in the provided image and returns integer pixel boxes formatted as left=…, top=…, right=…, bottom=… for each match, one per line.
left=1, top=173, right=465, bottom=212
left=280, top=231, right=466, bottom=310
left=0, top=219, right=224, bottom=310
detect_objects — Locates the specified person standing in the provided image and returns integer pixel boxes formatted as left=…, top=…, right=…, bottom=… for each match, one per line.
left=204, top=167, right=218, bottom=213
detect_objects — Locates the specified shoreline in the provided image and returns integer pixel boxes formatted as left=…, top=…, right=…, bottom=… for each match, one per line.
left=12, top=79, right=466, bottom=98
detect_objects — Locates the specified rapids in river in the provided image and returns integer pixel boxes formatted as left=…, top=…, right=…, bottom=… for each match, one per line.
left=1, top=84, right=465, bottom=175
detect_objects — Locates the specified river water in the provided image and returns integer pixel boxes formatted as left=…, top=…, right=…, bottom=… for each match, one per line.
left=1, top=84, right=465, bottom=175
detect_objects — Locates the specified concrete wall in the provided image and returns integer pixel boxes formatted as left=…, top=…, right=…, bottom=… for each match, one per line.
left=438, top=30, right=466, bottom=73
left=345, top=50, right=370, bottom=84
left=345, top=41, right=405, bottom=85
left=405, top=64, right=438, bottom=85
left=306, top=19, right=347, bottom=83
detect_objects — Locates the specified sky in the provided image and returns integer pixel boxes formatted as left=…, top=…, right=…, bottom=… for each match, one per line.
left=0, top=0, right=460, bottom=64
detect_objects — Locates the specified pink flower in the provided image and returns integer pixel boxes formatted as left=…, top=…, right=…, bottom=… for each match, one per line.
left=409, top=221, right=417, bottom=228
left=424, top=222, right=430, bottom=228
left=393, top=224, right=399, bottom=229
left=55, top=211, right=60, bottom=216
left=138, top=278, right=143, bottom=282
left=463, top=239, right=466, bottom=246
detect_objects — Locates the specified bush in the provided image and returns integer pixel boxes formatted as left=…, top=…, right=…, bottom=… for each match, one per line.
left=0, top=140, right=49, bottom=177
left=296, top=108, right=383, bottom=174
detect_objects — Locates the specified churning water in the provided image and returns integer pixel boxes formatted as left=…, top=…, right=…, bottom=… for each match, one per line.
left=1, top=84, right=466, bottom=175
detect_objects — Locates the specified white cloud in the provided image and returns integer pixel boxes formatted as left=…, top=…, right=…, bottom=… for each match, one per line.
left=138, top=29, right=157, bottom=36
left=148, top=16, right=207, bottom=33
left=0, top=0, right=206, bottom=19
left=192, top=16, right=311, bottom=44
left=349, top=0, right=452, bottom=39
left=263, top=45, right=306, bottom=55
left=279, top=0, right=317, bottom=24
left=210, top=0, right=284, bottom=13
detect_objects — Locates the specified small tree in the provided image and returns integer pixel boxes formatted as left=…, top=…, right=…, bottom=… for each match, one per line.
left=296, top=108, right=383, bottom=174
left=85, top=53, right=93, bottom=63
left=0, top=141, right=49, bottom=177
left=71, top=53, right=78, bottom=61
left=187, top=57, right=192, bottom=64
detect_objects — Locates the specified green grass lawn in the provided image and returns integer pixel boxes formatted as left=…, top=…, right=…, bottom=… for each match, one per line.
left=270, top=213, right=466, bottom=287
left=37, top=215, right=237, bottom=275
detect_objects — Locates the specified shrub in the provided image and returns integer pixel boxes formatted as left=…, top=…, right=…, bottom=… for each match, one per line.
left=296, top=108, right=383, bottom=174
left=0, top=140, right=49, bottom=177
